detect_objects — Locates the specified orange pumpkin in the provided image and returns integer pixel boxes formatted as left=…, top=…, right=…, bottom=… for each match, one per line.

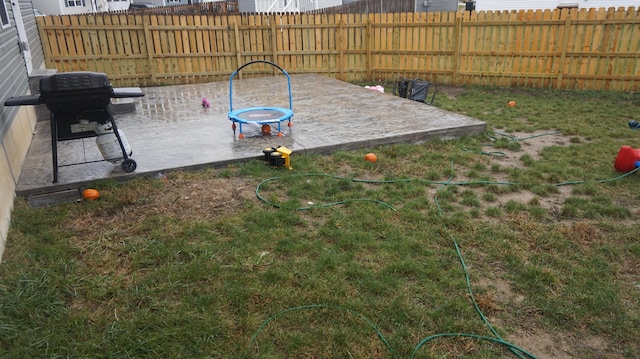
left=508, top=101, right=516, bottom=107
left=364, top=153, right=377, bottom=163
left=82, top=188, right=100, bottom=200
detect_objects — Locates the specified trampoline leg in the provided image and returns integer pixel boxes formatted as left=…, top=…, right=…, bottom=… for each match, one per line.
left=238, top=123, right=244, bottom=139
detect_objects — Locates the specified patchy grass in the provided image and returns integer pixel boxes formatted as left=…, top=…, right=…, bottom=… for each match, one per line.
left=1, top=85, right=640, bottom=358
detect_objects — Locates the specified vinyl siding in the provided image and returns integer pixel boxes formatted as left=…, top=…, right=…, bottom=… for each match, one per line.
left=238, top=0, right=257, bottom=12
left=20, top=0, right=44, bottom=68
left=476, top=0, right=560, bottom=11
left=0, top=15, right=29, bottom=140
left=0, top=0, right=39, bottom=261
left=420, top=0, right=458, bottom=11
left=476, top=0, right=639, bottom=11
left=578, top=0, right=638, bottom=9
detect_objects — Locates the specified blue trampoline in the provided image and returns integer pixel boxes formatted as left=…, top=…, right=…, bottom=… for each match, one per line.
left=228, top=60, right=293, bottom=139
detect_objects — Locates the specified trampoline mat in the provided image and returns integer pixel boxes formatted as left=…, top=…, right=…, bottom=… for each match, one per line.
left=235, top=108, right=288, bottom=122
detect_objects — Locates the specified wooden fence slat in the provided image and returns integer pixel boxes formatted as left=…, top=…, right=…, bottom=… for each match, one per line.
left=557, top=10, right=572, bottom=89
left=143, top=17, right=156, bottom=85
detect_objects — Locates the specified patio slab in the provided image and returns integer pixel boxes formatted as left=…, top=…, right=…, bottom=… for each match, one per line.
left=15, top=74, right=486, bottom=200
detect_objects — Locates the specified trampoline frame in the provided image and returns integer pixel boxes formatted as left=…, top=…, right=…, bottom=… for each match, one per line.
left=228, top=60, right=293, bottom=138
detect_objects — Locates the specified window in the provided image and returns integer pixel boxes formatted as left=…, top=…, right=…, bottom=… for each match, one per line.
left=0, top=0, right=10, bottom=29
left=167, top=0, right=180, bottom=3
left=66, top=0, right=86, bottom=7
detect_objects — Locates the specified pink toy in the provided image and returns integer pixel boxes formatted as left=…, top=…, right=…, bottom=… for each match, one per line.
left=202, top=97, right=210, bottom=108
left=364, top=85, right=385, bottom=93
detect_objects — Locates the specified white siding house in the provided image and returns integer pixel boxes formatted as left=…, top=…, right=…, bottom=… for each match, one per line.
left=342, top=0, right=458, bottom=12
left=32, top=0, right=132, bottom=14
left=239, top=0, right=343, bottom=13
left=475, top=0, right=639, bottom=11
left=134, top=0, right=229, bottom=6
left=421, top=0, right=458, bottom=11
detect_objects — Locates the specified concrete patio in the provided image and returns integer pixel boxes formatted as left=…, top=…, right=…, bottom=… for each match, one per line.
left=15, top=74, right=486, bottom=206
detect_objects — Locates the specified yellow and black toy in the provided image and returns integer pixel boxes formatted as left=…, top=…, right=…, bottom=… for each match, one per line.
left=263, top=146, right=293, bottom=170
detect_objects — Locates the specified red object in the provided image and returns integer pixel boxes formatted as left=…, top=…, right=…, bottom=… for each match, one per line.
left=82, top=188, right=100, bottom=200
left=614, top=145, right=640, bottom=173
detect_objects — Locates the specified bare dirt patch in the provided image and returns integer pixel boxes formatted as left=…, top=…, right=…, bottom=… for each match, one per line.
left=438, top=85, right=467, bottom=100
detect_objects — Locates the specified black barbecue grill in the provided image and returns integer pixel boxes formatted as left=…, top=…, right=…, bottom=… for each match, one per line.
left=4, top=71, right=144, bottom=183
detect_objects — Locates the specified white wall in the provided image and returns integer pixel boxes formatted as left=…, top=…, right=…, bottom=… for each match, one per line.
left=0, top=106, right=37, bottom=262
left=31, top=0, right=62, bottom=15
left=244, top=0, right=343, bottom=13
left=299, top=0, right=342, bottom=11
left=100, top=0, right=132, bottom=12
left=475, top=0, right=638, bottom=11
left=32, top=0, right=92, bottom=15
left=579, top=0, right=638, bottom=9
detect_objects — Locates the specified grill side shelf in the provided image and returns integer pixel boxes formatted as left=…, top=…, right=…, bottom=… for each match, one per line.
left=4, top=94, right=42, bottom=106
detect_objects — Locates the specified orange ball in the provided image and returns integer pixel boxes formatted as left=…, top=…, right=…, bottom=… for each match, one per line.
left=364, top=153, right=377, bottom=163
left=82, top=188, right=100, bottom=200
left=508, top=101, right=516, bottom=107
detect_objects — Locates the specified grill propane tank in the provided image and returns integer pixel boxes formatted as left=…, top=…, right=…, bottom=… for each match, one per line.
left=95, top=122, right=132, bottom=163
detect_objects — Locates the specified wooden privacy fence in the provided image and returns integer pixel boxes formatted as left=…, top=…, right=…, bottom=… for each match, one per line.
left=36, top=7, right=640, bottom=91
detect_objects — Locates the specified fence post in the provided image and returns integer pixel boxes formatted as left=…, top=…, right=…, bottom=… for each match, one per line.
left=338, top=18, right=345, bottom=81
left=556, top=12, right=572, bottom=90
left=452, top=12, right=462, bottom=86
left=36, top=17, right=54, bottom=69
left=143, top=17, right=157, bottom=85
left=233, top=21, right=242, bottom=78
left=366, top=18, right=372, bottom=81
left=271, top=15, right=278, bottom=65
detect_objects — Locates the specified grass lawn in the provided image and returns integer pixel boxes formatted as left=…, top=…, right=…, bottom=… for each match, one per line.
left=1, top=84, right=639, bottom=358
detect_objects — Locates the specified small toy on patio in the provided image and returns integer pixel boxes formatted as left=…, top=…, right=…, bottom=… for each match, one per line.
left=364, top=85, right=385, bottom=93
left=202, top=97, right=210, bottom=108
left=262, top=146, right=293, bottom=170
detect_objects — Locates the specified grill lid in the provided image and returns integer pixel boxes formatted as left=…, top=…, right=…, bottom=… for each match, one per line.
left=40, top=72, right=112, bottom=93
left=39, top=72, right=114, bottom=112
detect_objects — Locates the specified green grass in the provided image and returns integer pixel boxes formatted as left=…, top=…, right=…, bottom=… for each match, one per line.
left=1, top=85, right=640, bottom=358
